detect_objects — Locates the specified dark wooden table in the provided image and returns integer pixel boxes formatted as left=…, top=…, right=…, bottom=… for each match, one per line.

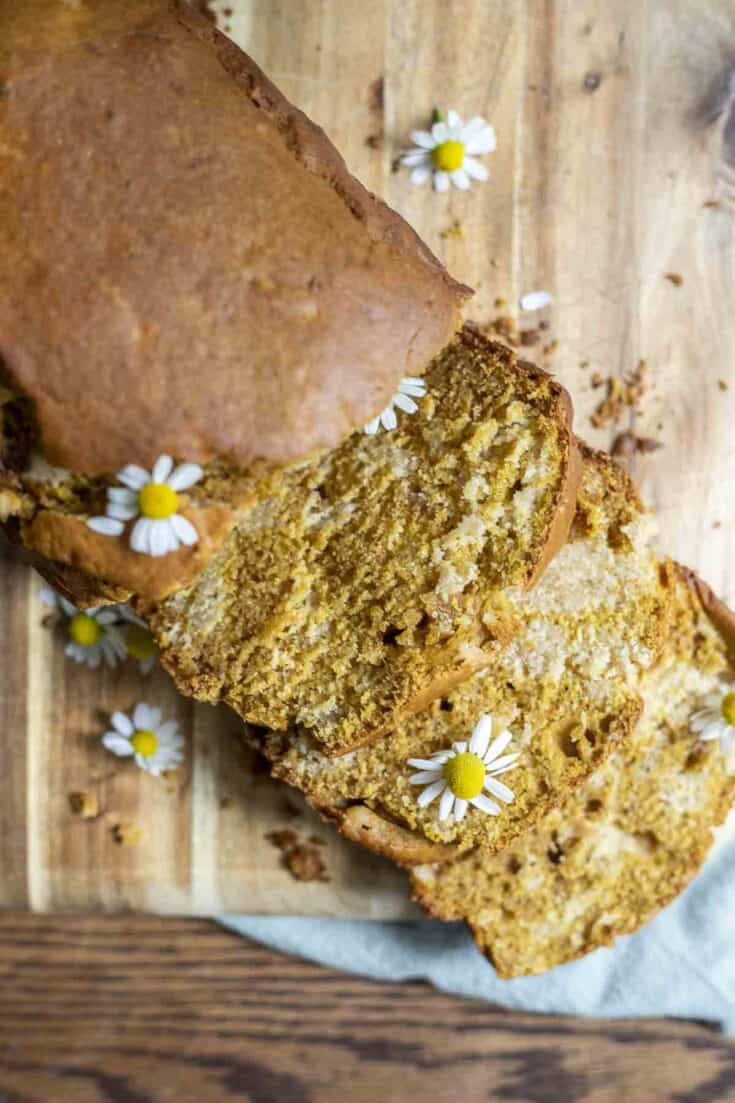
left=2, top=914, right=734, bottom=1102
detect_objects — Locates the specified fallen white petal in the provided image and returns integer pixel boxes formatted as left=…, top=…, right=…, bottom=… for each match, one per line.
left=433, top=171, right=450, bottom=193
left=520, top=290, right=552, bottom=312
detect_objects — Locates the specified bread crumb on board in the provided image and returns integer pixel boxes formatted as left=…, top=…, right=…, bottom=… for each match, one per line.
left=664, top=272, right=684, bottom=286
left=611, top=431, right=663, bottom=460
left=440, top=219, right=466, bottom=240
left=68, top=791, right=99, bottom=820
left=590, top=360, right=649, bottom=429
left=265, top=828, right=331, bottom=883
left=718, top=380, right=729, bottom=392
left=111, top=821, right=143, bottom=846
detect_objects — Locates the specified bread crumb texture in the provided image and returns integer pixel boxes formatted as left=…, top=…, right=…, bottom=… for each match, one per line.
left=411, top=564, right=735, bottom=976
left=151, top=330, right=575, bottom=755
left=263, top=448, right=672, bottom=852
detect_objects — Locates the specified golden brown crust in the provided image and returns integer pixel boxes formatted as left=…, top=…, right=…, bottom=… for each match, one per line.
left=20, top=503, right=237, bottom=603
left=525, top=393, right=581, bottom=590
left=685, top=567, right=735, bottom=658
left=336, top=806, right=459, bottom=866
left=0, top=0, right=469, bottom=477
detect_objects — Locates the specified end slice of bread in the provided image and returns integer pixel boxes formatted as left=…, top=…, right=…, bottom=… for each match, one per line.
left=411, top=564, right=735, bottom=977
left=150, top=328, right=580, bottom=756
left=259, top=446, right=671, bottom=847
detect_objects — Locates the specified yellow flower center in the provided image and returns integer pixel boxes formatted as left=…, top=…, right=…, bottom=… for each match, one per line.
left=139, top=482, right=179, bottom=520
left=443, top=751, right=485, bottom=800
left=131, top=729, right=158, bottom=758
left=721, top=691, right=735, bottom=726
left=432, top=139, right=464, bottom=173
left=125, top=623, right=156, bottom=661
left=68, top=612, right=103, bottom=648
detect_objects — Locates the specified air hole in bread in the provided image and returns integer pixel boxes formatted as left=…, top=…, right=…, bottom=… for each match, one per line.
left=439, top=698, right=454, bottom=712
left=381, top=625, right=402, bottom=646
left=507, top=855, right=523, bottom=874
left=586, top=798, right=603, bottom=815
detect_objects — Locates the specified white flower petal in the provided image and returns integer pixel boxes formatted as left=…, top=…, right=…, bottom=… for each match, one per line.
left=364, top=417, right=381, bottom=435
left=170, top=513, right=199, bottom=548
left=87, top=516, right=124, bottom=537
left=470, top=793, right=501, bottom=816
left=485, top=729, right=513, bottom=765
left=393, top=392, right=418, bottom=414
left=446, top=109, right=461, bottom=129
left=133, top=702, right=154, bottom=730
left=107, top=502, right=138, bottom=521
left=39, top=587, right=59, bottom=608
left=452, top=741, right=468, bottom=754
left=148, top=519, right=174, bottom=558
left=486, top=752, right=519, bottom=773
left=465, top=125, right=497, bottom=155
left=431, top=121, right=448, bottom=143
left=453, top=799, right=468, bottom=822
left=690, top=710, right=716, bottom=733
left=409, top=165, right=432, bottom=186
left=409, top=770, right=442, bottom=785
left=169, top=463, right=203, bottom=492
left=112, top=711, right=134, bottom=736
left=438, top=787, right=455, bottom=821
left=417, top=778, right=446, bottom=808
left=156, top=720, right=180, bottom=742
left=152, top=454, right=174, bottom=484
left=401, top=376, right=426, bottom=388
left=450, top=168, right=471, bottom=190
left=102, top=732, right=134, bottom=757
left=117, top=464, right=150, bottom=490
left=402, top=150, right=431, bottom=167
left=399, top=379, right=427, bottom=397
left=59, top=597, right=79, bottom=617
left=433, top=171, right=450, bottom=192
left=410, top=130, right=436, bottom=149
left=107, top=487, right=138, bottom=506
left=485, top=776, right=515, bottom=804
left=463, top=156, right=489, bottom=181
left=469, top=714, right=492, bottom=757
left=380, top=405, right=398, bottom=431
left=100, top=638, right=122, bottom=669
left=130, top=517, right=153, bottom=555
left=134, top=753, right=150, bottom=772
left=520, top=290, right=553, bottom=312
left=407, top=757, right=444, bottom=771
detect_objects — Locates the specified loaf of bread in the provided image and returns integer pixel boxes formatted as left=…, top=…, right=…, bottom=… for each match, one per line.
left=150, top=329, right=580, bottom=756
left=412, top=565, right=735, bottom=976
left=258, top=446, right=672, bottom=853
left=0, top=0, right=468, bottom=598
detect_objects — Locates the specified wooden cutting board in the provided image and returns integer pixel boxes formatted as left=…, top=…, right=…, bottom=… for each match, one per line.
left=1, top=0, right=734, bottom=915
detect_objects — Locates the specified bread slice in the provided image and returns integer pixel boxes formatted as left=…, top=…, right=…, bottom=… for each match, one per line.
left=411, top=565, right=735, bottom=977
left=256, top=446, right=671, bottom=850
left=149, top=329, right=580, bottom=756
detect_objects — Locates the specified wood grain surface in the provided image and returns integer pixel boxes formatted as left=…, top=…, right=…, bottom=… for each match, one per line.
left=1, top=912, right=734, bottom=1103
left=1, top=0, right=734, bottom=914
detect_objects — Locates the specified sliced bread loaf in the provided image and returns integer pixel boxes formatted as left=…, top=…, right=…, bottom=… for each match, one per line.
left=257, top=446, right=672, bottom=850
left=149, top=328, right=580, bottom=756
left=411, top=565, right=735, bottom=977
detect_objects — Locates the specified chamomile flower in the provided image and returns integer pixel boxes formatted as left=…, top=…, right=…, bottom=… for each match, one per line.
left=102, top=702, right=184, bottom=776
left=39, top=587, right=127, bottom=670
left=690, top=685, right=735, bottom=759
left=401, top=110, right=496, bottom=192
left=364, top=378, right=427, bottom=434
left=117, top=605, right=158, bottom=675
left=87, top=454, right=203, bottom=558
left=407, top=714, right=519, bottom=822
